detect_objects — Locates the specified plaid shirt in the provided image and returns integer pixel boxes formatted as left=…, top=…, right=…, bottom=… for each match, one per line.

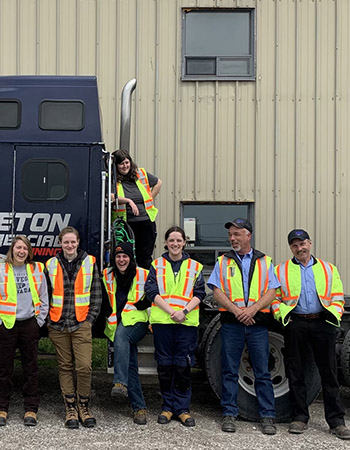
left=47, top=250, right=102, bottom=332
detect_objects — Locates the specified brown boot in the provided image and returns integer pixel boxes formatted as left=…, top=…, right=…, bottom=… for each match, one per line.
left=64, top=395, right=79, bottom=429
left=77, top=395, right=96, bottom=428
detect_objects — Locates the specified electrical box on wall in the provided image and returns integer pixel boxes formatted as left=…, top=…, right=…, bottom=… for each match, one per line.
left=184, top=217, right=196, bottom=242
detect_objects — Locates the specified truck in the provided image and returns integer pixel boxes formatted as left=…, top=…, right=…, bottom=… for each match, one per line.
left=1, top=75, right=349, bottom=422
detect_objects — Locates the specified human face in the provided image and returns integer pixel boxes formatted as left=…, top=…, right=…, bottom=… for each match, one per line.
left=12, top=240, right=29, bottom=266
left=289, top=239, right=312, bottom=265
left=228, top=226, right=251, bottom=254
left=117, top=158, right=131, bottom=176
left=115, top=253, right=130, bottom=274
left=60, top=232, right=79, bottom=260
left=166, top=231, right=186, bottom=261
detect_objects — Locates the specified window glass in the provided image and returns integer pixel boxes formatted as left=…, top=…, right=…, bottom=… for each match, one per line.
left=22, top=160, right=68, bottom=201
left=182, top=9, right=255, bottom=80
left=0, top=100, right=21, bottom=129
left=39, top=101, right=84, bottom=131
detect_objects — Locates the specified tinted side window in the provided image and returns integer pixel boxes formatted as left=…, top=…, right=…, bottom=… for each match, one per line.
left=0, top=100, right=21, bottom=129
left=39, top=101, right=84, bottom=131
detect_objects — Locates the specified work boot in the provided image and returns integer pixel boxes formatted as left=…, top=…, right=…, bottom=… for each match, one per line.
left=24, top=411, right=37, bottom=427
left=178, top=412, right=195, bottom=427
left=222, top=415, right=236, bottom=433
left=64, top=395, right=79, bottom=429
left=157, top=411, right=173, bottom=424
left=330, top=425, right=350, bottom=440
left=111, top=383, right=128, bottom=398
left=288, top=421, right=308, bottom=434
left=260, top=417, right=276, bottom=435
left=77, top=395, right=96, bottom=428
left=133, top=409, right=147, bottom=425
left=0, top=411, right=7, bottom=426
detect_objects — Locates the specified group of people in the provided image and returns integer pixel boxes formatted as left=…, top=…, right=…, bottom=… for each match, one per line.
left=0, top=149, right=349, bottom=440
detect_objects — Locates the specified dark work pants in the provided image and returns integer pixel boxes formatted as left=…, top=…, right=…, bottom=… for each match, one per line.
left=152, top=324, right=197, bottom=416
left=0, top=317, right=40, bottom=413
left=284, top=317, right=345, bottom=428
left=128, top=220, right=156, bottom=269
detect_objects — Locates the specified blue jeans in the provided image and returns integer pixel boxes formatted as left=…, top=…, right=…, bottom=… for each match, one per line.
left=114, top=321, right=148, bottom=411
left=221, top=322, right=275, bottom=418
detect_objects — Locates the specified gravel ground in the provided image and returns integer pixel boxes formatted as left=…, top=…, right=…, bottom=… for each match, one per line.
left=1, top=367, right=350, bottom=450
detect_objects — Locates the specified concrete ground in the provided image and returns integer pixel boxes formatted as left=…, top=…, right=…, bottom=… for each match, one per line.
left=1, top=367, right=350, bottom=450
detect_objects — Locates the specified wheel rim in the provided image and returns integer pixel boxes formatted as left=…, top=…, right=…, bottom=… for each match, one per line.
left=238, top=331, right=289, bottom=398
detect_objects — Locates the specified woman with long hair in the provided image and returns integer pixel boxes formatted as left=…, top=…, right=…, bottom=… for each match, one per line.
left=103, top=242, right=150, bottom=425
left=113, top=149, right=162, bottom=269
left=145, top=226, right=206, bottom=427
left=0, top=236, right=48, bottom=427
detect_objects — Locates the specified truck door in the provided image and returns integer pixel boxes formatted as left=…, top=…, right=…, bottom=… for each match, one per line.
left=10, top=145, right=91, bottom=259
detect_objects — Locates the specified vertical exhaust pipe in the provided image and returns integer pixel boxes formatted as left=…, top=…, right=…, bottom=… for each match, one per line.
left=118, top=78, right=137, bottom=153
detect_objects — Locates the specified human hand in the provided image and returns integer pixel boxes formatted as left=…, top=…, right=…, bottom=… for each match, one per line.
left=235, top=306, right=257, bottom=326
left=128, top=200, right=139, bottom=216
left=170, top=310, right=186, bottom=323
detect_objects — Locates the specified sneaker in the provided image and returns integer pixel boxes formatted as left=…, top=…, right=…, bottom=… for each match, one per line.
left=77, top=396, right=96, bottom=428
left=24, top=411, right=37, bottom=427
left=330, top=425, right=350, bottom=440
left=133, top=409, right=147, bottom=425
left=222, top=415, right=237, bottom=433
left=0, top=411, right=7, bottom=426
left=64, top=396, right=79, bottom=429
left=260, top=417, right=276, bottom=435
left=111, top=383, right=128, bottom=398
left=288, top=421, right=308, bottom=434
left=157, top=411, right=173, bottom=424
left=178, top=412, right=195, bottom=427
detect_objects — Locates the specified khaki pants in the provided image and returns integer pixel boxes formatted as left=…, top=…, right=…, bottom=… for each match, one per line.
left=48, top=322, right=92, bottom=397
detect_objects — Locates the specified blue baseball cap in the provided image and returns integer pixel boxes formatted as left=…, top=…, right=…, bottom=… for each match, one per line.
left=288, top=229, right=310, bottom=245
left=225, top=218, right=253, bottom=234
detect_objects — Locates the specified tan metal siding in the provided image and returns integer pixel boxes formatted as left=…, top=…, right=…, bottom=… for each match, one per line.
left=1, top=0, right=350, bottom=290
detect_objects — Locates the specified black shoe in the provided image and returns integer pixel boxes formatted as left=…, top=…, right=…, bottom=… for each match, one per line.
left=330, top=425, right=350, bottom=440
left=222, top=415, right=236, bottom=433
left=24, top=411, right=37, bottom=427
left=288, top=421, right=307, bottom=434
left=260, top=417, right=276, bottom=435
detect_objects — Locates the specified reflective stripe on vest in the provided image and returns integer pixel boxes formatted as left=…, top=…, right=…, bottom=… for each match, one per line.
left=116, top=168, right=158, bottom=222
left=274, top=258, right=344, bottom=326
left=218, top=255, right=271, bottom=313
left=150, top=257, right=203, bottom=327
left=102, top=267, right=149, bottom=341
left=0, top=263, right=44, bottom=329
left=46, top=255, right=95, bottom=322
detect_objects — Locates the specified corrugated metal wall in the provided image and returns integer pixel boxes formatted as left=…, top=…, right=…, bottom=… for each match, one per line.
left=1, top=0, right=350, bottom=289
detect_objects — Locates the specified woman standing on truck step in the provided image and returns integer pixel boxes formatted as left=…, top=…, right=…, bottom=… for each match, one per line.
left=102, top=241, right=150, bottom=425
left=144, top=226, right=206, bottom=427
left=113, top=149, right=162, bottom=269
left=0, top=236, right=49, bottom=427
left=46, top=226, right=102, bottom=429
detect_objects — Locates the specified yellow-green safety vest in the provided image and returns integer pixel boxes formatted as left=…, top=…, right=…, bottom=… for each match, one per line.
left=273, top=258, right=344, bottom=327
left=102, top=266, right=149, bottom=341
left=149, top=257, right=203, bottom=327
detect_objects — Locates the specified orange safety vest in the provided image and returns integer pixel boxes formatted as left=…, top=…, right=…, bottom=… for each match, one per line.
left=0, top=262, right=44, bottom=329
left=46, top=255, right=95, bottom=322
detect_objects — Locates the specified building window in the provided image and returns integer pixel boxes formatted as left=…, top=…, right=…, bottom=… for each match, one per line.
left=182, top=8, right=255, bottom=81
left=39, top=101, right=84, bottom=131
left=0, top=100, right=21, bottom=129
left=22, top=160, right=69, bottom=201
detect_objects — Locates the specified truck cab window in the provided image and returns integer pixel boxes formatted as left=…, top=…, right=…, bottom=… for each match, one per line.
left=0, top=100, right=21, bottom=129
left=39, top=100, right=84, bottom=131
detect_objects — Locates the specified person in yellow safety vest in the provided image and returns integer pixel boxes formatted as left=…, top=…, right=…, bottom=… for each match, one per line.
left=46, top=226, right=102, bottom=430
left=112, top=149, right=162, bottom=269
left=273, top=229, right=350, bottom=440
left=0, top=236, right=49, bottom=427
left=207, top=218, right=280, bottom=436
left=144, top=226, right=206, bottom=428
left=102, top=242, right=150, bottom=425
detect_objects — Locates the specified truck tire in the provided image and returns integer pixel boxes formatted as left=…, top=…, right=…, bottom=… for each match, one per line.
left=204, top=316, right=321, bottom=422
left=340, top=330, right=350, bottom=386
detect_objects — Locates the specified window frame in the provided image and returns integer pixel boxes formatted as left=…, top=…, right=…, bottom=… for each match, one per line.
left=181, top=8, right=256, bottom=81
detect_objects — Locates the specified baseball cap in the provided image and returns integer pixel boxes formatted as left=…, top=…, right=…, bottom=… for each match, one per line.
left=287, top=229, right=310, bottom=245
left=224, top=218, right=253, bottom=234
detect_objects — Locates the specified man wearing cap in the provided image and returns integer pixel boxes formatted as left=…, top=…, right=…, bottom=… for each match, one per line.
left=207, top=218, right=280, bottom=435
left=272, top=229, right=350, bottom=439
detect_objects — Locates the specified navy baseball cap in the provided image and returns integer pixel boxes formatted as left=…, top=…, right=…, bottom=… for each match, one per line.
left=287, top=229, right=310, bottom=245
left=224, top=218, right=253, bottom=234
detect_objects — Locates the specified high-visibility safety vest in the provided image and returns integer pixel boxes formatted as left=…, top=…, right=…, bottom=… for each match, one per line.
left=46, top=255, right=95, bottom=322
left=272, top=258, right=344, bottom=327
left=0, top=262, right=44, bottom=329
left=102, top=267, right=149, bottom=341
left=116, top=168, right=158, bottom=222
left=149, top=257, right=203, bottom=327
left=217, top=254, right=272, bottom=313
